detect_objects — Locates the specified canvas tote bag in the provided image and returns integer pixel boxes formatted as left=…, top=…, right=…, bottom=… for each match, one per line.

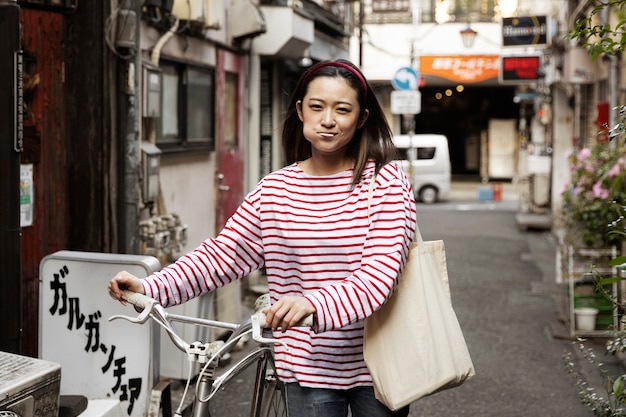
left=363, top=176, right=475, bottom=411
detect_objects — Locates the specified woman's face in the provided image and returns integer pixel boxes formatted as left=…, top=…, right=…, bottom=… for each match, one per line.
left=297, top=76, right=369, bottom=160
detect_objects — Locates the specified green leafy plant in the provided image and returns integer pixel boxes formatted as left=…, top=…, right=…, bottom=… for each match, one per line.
left=564, top=338, right=626, bottom=416
left=568, top=0, right=626, bottom=60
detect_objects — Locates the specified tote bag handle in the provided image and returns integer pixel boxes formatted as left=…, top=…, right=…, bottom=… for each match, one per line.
left=367, top=174, right=423, bottom=243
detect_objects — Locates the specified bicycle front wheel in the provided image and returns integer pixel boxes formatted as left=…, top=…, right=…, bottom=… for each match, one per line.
left=253, top=351, right=287, bottom=417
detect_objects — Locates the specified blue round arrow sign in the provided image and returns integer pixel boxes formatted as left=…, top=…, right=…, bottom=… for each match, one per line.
left=392, top=66, right=419, bottom=90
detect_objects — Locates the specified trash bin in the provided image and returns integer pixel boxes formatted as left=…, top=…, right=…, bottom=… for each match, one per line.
left=478, top=186, right=493, bottom=201
left=492, top=183, right=503, bottom=201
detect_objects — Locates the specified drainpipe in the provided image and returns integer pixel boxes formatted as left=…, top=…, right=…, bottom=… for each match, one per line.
left=117, top=0, right=141, bottom=254
left=0, top=0, right=22, bottom=353
left=150, top=16, right=179, bottom=66
left=573, top=84, right=581, bottom=149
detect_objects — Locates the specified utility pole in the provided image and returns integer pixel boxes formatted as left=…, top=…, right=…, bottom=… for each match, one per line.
left=0, top=0, right=22, bottom=353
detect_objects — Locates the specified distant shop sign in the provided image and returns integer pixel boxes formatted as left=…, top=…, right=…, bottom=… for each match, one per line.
left=419, top=55, right=499, bottom=85
left=390, top=90, right=421, bottom=115
left=502, top=16, right=547, bottom=46
left=499, top=55, right=542, bottom=83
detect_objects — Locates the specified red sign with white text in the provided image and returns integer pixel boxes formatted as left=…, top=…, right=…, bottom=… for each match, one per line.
left=500, top=55, right=542, bottom=82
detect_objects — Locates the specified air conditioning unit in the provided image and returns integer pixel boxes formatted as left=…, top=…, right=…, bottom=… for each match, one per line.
left=230, top=0, right=266, bottom=40
left=563, top=47, right=596, bottom=84
left=172, top=0, right=205, bottom=23
left=0, top=351, right=61, bottom=417
left=172, top=0, right=220, bottom=29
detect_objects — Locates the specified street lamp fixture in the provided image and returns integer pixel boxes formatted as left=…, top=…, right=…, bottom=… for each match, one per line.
left=299, top=47, right=313, bottom=67
left=460, top=25, right=478, bottom=48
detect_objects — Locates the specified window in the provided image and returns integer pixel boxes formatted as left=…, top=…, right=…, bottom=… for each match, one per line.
left=417, top=146, right=436, bottom=159
left=397, top=147, right=437, bottom=160
left=156, top=61, right=215, bottom=151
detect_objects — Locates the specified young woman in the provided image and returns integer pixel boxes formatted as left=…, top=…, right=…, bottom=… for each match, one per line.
left=108, top=59, right=416, bottom=417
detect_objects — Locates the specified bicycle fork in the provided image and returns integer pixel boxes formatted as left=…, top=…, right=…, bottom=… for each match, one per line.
left=250, top=350, right=269, bottom=417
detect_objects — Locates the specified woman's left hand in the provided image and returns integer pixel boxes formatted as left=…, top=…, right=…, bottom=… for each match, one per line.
left=264, top=296, right=315, bottom=331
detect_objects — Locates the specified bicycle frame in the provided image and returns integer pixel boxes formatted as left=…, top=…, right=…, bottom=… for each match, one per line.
left=108, top=291, right=290, bottom=417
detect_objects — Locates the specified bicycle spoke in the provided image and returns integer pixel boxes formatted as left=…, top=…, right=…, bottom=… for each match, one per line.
left=257, top=355, right=287, bottom=417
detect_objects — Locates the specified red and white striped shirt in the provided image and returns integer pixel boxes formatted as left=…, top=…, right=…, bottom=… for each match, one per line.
left=141, top=161, right=417, bottom=389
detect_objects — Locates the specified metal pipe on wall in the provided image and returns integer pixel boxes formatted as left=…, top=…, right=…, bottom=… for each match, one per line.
left=117, top=0, right=141, bottom=254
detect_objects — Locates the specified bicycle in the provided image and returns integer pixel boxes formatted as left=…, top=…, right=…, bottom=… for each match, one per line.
left=108, top=291, right=312, bottom=417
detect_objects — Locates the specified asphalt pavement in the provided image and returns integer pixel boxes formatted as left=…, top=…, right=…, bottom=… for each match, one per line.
left=408, top=179, right=623, bottom=417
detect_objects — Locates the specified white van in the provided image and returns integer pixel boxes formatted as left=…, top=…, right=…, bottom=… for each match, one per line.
left=392, top=134, right=451, bottom=204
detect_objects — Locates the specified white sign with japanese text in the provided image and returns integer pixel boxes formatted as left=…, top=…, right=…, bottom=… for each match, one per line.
left=39, top=251, right=161, bottom=417
left=390, top=90, right=421, bottom=115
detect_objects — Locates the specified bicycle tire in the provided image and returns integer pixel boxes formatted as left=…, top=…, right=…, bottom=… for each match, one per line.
left=253, top=352, right=287, bottom=417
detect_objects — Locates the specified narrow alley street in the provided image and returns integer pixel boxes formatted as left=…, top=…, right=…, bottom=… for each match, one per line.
left=406, top=186, right=623, bottom=416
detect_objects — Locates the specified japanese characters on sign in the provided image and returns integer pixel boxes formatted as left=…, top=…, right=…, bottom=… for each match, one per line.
left=500, top=55, right=542, bottom=83
left=419, top=55, right=500, bottom=84
left=40, top=251, right=161, bottom=417
left=502, top=16, right=548, bottom=46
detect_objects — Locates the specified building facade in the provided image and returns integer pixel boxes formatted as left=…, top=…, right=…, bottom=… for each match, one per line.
left=354, top=0, right=623, bottom=228
left=4, top=0, right=351, bottom=358
left=1, top=0, right=623, bottom=359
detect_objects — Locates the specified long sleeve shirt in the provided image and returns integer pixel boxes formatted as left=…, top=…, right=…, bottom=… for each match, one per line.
left=140, top=161, right=417, bottom=389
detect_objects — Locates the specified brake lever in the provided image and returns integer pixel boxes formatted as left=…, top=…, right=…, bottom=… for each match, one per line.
left=251, top=313, right=289, bottom=350
left=108, top=297, right=157, bottom=324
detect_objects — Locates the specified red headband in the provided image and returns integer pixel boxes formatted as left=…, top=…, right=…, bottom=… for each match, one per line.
left=303, top=61, right=368, bottom=96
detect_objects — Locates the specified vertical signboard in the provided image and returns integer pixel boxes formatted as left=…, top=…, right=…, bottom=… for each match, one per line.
left=0, top=0, right=22, bottom=354
left=15, top=49, right=23, bottom=152
left=39, top=251, right=161, bottom=417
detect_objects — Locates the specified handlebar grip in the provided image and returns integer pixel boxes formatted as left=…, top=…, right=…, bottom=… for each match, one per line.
left=257, top=312, right=314, bottom=328
left=296, top=314, right=314, bottom=328
left=254, top=294, right=314, bottom=328
left=123, top=290, right=154, bottom=309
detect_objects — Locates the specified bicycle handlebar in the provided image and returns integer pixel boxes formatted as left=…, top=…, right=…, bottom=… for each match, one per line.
left=108, top=290, right=314, bottom=408
left=109, top=290, right=314, bottom=352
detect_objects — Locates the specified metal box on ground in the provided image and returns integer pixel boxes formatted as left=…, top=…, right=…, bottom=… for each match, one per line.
left=0, top=351, right=61, bottom=417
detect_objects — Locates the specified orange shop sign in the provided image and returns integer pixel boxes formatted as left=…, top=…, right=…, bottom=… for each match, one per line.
left=420, top=55, right=500, bottom=84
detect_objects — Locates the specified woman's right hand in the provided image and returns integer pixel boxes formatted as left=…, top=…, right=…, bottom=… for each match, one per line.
left=107, top=270, right=144, bottom=304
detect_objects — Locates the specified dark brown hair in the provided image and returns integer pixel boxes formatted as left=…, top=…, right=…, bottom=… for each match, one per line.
left=281, top=59, right=397, bottom=185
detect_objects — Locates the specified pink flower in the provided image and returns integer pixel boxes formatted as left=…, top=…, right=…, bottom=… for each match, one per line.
left=592, top=181, right=609, bottom=199
left=578, top=148, right=592, bottom=159
left=608, top=163, right=621, bottom=177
